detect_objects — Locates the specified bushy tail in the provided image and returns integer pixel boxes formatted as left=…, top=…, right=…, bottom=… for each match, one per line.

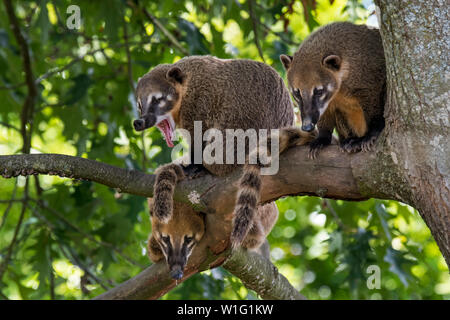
left=153, top=163, right=185, bottom=223
left=230, top=127, right=315, bottom=248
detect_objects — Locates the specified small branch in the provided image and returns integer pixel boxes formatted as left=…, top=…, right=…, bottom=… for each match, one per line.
left=223, top=248, right=306, bottom=300
left=0, top=179, right=29, bottom=282
left=248, top=0, right=265, bottom=62
left=31, top=198, right=145, bottom=268
left=3, top=0, right=38, bottom=154
left=128, top=1, right=189, bottom=56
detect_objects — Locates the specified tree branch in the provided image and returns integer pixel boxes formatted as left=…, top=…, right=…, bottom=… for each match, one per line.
left=223, top=248, right=306, bottom=300
left=0, top=145, right=399, bottom=299
left=0, top=145, right=395, bottom=212
left=94, top=247, right=304, bottom=300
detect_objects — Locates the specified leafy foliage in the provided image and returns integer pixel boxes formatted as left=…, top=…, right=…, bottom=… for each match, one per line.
left=0, top=0, right=448, bottom=300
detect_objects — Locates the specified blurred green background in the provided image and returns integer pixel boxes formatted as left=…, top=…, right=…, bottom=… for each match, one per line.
left=0, top=0, right=448, bottom=300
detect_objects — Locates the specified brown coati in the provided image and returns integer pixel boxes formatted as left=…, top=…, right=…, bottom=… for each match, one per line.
left=134, top=56, right=314, bottom=248
left=280, top=22, right=386, bottom=158
left=147, top=197, right=278, bottom=280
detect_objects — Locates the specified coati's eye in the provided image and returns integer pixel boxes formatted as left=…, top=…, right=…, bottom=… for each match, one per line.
left=313, top=87, right=325, bottom=96
left=292, top=88, right=303, bottom=105
left=161, top=235, right=171, bottom=244
left=185, top=235, right=194, bottom=244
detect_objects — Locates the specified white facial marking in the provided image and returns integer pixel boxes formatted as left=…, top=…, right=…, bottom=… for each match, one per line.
left=319, top=101, right=330, bottom=116
left=167, top=94, right=173, bottom=101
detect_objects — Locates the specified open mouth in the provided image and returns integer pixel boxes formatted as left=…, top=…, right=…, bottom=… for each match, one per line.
left=156, top=115, right=175, bottom=148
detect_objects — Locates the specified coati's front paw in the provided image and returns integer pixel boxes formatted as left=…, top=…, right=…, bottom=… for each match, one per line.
left=154, top=163, right=186, bottom=223
left=340, top=135, right=377, bottom=153
left=308, top=137, right=331, bottom=159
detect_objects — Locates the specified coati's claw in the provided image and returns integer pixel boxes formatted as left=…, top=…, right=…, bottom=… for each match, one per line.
left=308, top=137, right=330, bottom=159
left=340, top=135, right=377, bottom=153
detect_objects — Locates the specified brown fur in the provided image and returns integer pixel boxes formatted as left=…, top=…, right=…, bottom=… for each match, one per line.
left=136, top=56, right=314, bottom=249
left=281, top=22, right=386, bottom=157
left=147, top=198, right=278, bottom=278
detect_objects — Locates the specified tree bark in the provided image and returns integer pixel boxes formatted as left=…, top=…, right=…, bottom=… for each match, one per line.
left=374, top=0, right=450, bottom=266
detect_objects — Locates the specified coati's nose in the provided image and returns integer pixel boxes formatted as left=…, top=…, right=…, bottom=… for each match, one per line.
left=133, top=119, right=146, bottom=131
left=170, top=267, right=184, bottom=280
left=302, top=123, right=315, bottom=132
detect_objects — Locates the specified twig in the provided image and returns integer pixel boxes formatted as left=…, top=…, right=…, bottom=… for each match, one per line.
left=323, top=199, right=352, bottom=232
left=3, top=0, right=38, bottom=154
left=0, top=179, right=29, bottom=282
left=248, top=0, right=266, bottom=62
left=0, top=181, right=18, bottom=230
left=31, top=198, right=146, bottom=269
left=128, top=0, right=189, bottom=56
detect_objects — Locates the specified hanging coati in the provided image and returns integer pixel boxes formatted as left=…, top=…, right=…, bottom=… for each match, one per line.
left=134, top=56, right=315, bottom=248
left=280, top=22, right=386, bottom=158
left=147, top=197, right=278, bottom=280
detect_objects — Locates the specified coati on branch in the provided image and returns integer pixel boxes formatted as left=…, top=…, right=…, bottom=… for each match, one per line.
left=147, top=196, right=278, bottom=280
left=280, top=22, right=386, bottom=158
left=134, top=56, right=314, bottom=248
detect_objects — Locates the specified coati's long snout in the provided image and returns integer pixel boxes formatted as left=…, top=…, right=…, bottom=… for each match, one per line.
left=133, top=113, right=157, bottom=131
left=167, top=250, right=188, bottom=280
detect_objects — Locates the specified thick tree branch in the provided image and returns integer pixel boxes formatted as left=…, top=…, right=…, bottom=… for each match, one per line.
left=0, top=146, right=391, bottom=213
left=223, top=249, right=306, bottom=300
left=94, top=247, right=304, bottom=300
left=0, top=146, right=400, bottom=299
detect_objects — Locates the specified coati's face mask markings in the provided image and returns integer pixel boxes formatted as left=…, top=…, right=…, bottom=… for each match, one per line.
left=134, top=66, right=185, bottom=148
left=281, top=53, right=343, bottom=132
left=154, top=230, right=202, bottom=280
left=151, top=208, right=205, bottom=280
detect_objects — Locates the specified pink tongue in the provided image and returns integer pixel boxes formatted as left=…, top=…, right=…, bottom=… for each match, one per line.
left=157, top=119, right=174, bottom=148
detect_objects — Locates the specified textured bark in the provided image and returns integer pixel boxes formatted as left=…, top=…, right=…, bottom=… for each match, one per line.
left=223, top=249, right=306, bottom=300
left=374, top=0, right=450, bottom=266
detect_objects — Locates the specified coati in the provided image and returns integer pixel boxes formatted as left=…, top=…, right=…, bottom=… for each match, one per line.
left=280, top=22, right=386, bottom=158
left=134, top=56, right=314, bottom=248
left=147, top=197, right=278, bottom=280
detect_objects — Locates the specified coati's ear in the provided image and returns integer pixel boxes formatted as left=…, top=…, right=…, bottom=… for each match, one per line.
left=166, top=66, right=185, bottom=84
left=322, top=55, right=341, bottom=71
left=280, top=54, right=293, bottom=70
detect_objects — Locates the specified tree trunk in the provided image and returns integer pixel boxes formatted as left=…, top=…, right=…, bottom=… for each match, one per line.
left=374, top=0, right=450, bottom=265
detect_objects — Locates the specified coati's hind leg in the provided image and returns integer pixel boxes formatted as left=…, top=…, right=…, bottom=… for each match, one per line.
left=340, top=116, right=385, bottom=153
left=153, top=163, right=186, bottom=223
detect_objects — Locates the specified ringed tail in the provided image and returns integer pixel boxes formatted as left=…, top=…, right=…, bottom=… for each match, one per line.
left=230, top=127, right=316, bottom=248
